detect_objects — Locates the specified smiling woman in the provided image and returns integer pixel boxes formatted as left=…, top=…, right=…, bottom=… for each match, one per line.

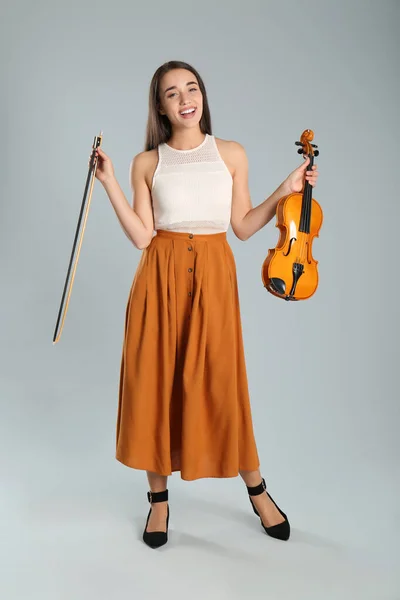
left=93, top=59, right=319, bottom=549
left=145, top=64, right=209, bottom=151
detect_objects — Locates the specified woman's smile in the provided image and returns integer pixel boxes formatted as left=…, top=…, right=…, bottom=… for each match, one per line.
left=179, top=106, right=197, bottom=119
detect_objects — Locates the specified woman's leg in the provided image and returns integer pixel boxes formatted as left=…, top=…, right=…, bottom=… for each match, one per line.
left=145, top=471, right=169, bottom=533
left=239, top=468, right=285, bottom=527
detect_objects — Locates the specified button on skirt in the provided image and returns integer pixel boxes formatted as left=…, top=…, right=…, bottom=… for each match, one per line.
left=116, top=229, right=260, bottom=481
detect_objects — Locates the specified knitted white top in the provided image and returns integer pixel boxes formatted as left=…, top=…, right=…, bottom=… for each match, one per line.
left=151, top=133, right=233, bottom=234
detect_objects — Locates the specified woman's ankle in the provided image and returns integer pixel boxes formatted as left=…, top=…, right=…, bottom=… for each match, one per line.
left=239, top=469, right=263, bottom=488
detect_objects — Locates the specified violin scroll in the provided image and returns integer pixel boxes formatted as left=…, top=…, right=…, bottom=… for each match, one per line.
left=295, top=129, right=319, bottom=157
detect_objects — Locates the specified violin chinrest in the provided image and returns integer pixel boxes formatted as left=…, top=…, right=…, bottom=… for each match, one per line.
left=269, top=278, right=286, bottom=295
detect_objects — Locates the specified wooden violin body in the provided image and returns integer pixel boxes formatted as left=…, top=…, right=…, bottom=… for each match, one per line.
left=262, top=129, right=322, bottom=301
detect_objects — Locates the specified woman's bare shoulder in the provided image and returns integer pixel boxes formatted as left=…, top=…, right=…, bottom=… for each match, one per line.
left=214, top=136, right=246, bottom=154
left=214, top=136, right=247, bottom=177
left=130, top=148, right=159, bottom=189
left=131, top=148, right=158, bottom=169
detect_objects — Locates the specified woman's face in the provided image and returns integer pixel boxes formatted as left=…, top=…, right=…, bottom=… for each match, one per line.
left=158, top=68, right=203, bottom=130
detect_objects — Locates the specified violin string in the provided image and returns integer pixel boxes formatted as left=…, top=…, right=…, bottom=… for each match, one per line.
left=297, top=155, right=307, bottom=265
left=293, top=149, right=313, bottom=292
left=305, top=183, right=311, bottom=262
left=297, top=178, right=308, bottom=265
left=298, top=185, right=310, bottom=273
left=305, top=155, right=314, bottom=263
left=306, top=185, right=311, bottom=262
left=293, top=148, right=315, bottom=295
left=299, top=154, right=313, bottom=266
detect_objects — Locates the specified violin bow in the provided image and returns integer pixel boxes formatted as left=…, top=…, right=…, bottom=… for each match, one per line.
left=53, top=131, right=103, bottom=344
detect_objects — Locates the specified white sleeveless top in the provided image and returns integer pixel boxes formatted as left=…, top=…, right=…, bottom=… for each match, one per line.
left=151, top=133, right=233, bottom=234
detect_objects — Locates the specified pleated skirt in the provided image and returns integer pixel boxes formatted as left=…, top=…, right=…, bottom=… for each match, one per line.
left=116, top=229, right=260, bottom=481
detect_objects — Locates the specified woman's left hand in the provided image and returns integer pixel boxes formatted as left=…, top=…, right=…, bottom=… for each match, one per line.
left=284, top=156, right=319, bottom=194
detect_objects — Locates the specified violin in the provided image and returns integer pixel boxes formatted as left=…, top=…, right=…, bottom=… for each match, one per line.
left=262, top=129, right=322, bottom=301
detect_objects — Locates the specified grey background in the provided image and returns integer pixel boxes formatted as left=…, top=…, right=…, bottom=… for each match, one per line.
left=1, top=0, right=399, bottom=598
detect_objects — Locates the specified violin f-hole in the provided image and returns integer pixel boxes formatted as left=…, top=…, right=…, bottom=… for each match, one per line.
left=283, top=237, right=296, bottom=257
left=306, top=241, right=312, bottom=264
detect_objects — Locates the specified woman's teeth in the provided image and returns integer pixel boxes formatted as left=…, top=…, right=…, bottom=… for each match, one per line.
left=180, top=108, right=196, bottom=118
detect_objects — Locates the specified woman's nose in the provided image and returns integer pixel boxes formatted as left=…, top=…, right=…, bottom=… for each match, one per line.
left=180, top=95, right=191, bottom=105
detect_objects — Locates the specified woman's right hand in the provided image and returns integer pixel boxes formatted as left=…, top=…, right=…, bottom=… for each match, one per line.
left=89, top=147, right=115, bottom=184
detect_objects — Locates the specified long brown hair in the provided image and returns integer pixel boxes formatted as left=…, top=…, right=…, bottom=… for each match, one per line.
left=144, top=61, right=212, bottom=152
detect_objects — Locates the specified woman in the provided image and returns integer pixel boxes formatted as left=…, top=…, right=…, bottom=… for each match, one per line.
left=93, top=60, right=319, bottom=549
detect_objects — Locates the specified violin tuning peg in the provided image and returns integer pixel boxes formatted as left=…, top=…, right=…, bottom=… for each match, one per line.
left=314, top=150, right=319, bottom=157
left=311, top=144, right=318, bottom=148
left=297, top=148, right=305, bottom=155
left=295, top=141, right=303, bottom=146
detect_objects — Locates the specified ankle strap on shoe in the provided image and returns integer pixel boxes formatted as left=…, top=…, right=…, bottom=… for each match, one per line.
left=147, top=489, right=168, bottom=504
left=246, top=478, right=266, bottom=497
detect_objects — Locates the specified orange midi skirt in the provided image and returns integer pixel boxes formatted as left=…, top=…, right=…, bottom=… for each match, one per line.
left=116, top=229, right=260, bottom=481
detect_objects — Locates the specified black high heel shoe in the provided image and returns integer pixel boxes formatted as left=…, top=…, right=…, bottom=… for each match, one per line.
left=246, top=478, right=290, bottom=541
left=142, top=489, right=169, bottom=549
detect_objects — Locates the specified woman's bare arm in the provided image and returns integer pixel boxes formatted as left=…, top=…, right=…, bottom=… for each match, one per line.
left=227, top=141, right=291, bottom=241
left=102, top=151, right=155, bottom=249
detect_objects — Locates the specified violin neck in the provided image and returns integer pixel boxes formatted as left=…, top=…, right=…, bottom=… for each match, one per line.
left=299, top=153, right=314, bottom=234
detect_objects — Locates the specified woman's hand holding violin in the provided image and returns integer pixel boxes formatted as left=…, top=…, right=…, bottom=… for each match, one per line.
left=284, top=155, right=319, bottom=194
